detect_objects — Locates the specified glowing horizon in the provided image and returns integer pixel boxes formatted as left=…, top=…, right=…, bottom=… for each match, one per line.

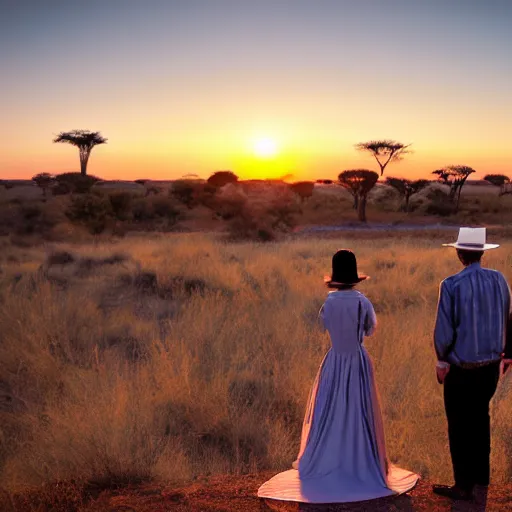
left=1, top=1, right=511, bottom=182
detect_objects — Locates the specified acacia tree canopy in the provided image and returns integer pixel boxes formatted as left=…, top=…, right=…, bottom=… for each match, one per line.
left=339, top=169, right=379, bottom=194
left=53, top=130, right=107, bottom=176
left=207, top=171, right=239, bottom=188
left=32, top=172, right=55, bottom=186
left=432, top=165, right=475, bottom=209
left=32, top=173, right=55, bottom=199
left=355, top=140, right=411, bottom=176
left=484, top=174, right=512, bottom=196
left=484, top=174, right=510, bottom=187
left=338, top=169, right=379, bottom=222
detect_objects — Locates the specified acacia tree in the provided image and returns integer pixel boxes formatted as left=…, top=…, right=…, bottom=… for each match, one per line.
left=385, top=177, right=429, bottom=212
left=432, top=165, right=475, bottom=209
left=32, top=172, right=55, bottom=200
left=207, top=171, right=238, bottom=188
left=483, top=174, right=511, bottom=195
left=338, top=169, right=379, bottom=222
left=355, top=140, right=411, bottom=176
left=53, top=130, right=107, bottom=176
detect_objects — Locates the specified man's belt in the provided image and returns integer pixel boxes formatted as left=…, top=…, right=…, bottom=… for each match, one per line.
left=457, top=359, right=501, bottom=370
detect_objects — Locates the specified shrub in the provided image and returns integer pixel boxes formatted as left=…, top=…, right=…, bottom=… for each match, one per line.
left=16, top=204, right=59, bottom=235
left=108, top=192, right=133, bottom=221
left=369, top=185, right=399, bottom=212
left=131, top=197, right=155, bottom=221
left=130, top=196, right=180, bottom=226
left=229, top=213, right=276, bottom=241
left=66, top=194, right=112, bottom=233
left=55, top=173, right=101, bottom=194
left=209, top=184, right=247, bottom=220
left=170, top=180, right=205, bottom=209
left=267, top=193, right=300, bottom=231
left=227, top=190, right=299, bottom=241
left=151, top=197, right=180, bottom=221
left=424, top=188, right=457, bottom=216
left=52, top=181, right=72, bottom=196
left=145, top=186, right=163, bottom=196
left=20, top=203, right=43, bottom=221
left=289, top=181, right=314, bottom=202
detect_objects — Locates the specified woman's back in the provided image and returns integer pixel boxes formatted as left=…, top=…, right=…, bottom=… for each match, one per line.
left=258, top=250, right=419, bottom=504
left=320, top=290, right=376, bottom=354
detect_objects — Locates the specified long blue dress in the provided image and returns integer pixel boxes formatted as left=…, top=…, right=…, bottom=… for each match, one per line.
left=258, top=290, right=419, bottom=503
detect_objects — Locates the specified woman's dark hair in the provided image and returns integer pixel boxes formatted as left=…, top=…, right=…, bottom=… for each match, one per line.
left=327, top=283, right=356, bottom=290
left=456, top=249, right=484, bottom=266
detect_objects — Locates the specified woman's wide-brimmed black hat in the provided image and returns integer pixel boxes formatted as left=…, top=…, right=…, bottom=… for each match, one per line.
left=324, top=249, right=369, bottom=287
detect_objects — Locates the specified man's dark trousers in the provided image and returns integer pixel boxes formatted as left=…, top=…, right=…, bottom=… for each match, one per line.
left=444, top=362, right=500, bottom=491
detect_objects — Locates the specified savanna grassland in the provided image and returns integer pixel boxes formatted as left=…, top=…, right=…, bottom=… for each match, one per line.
left=1, top=231, right=512, bottom=510
left=1, top=177, right=512, bottom=509
left=2, top=178, right=512, bottom=247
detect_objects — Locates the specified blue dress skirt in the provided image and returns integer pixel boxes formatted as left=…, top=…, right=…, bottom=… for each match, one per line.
left=258, top=290, right=419, bottom=503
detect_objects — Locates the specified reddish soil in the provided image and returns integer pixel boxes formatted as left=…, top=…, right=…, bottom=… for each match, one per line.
left=9, top=473, right=508, bottom=512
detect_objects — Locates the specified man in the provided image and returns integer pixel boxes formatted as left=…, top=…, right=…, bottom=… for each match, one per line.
left=433, top=227, right=512, bottom=501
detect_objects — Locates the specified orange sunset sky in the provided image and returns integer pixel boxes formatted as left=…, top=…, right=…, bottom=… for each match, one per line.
left=1, top=1, right=511, bottom=182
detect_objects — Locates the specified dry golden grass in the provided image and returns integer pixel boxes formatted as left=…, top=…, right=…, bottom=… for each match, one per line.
left=0, top=232, right=511, bottom=496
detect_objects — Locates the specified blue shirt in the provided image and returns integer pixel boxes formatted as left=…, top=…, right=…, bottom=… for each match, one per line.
left=434, top=263, right=511, bottom=366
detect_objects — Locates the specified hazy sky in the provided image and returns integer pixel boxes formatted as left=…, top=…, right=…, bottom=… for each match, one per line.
left=1, top=0, right=511, bottom=180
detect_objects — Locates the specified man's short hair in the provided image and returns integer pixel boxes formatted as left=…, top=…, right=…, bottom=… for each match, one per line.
left=456, top=249, right=484, bottom=265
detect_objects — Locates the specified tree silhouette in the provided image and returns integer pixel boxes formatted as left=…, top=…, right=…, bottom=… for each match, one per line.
left=483, top=174, right=511, bottom=195
left=355, top=140, right=411, bottom=176
left=207, top=171, right=238, bottom=188
left=432, top=165, right=475, bottom=209
left=289, top=181, right=314, bottom=202
left=338, top=169, right=379, bottom=222
left=32, top=172, right=55, bottom=200
left=385, top=177, right=429, bottom=212
left=53, top=130, right=107, bottom=176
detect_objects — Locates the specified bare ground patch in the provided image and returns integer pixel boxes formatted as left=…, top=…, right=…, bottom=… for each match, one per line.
left=3, top=475, right=511, bottom=511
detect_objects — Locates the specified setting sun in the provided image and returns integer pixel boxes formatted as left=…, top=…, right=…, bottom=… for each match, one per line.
left=253, top=137, right=278, bottom=159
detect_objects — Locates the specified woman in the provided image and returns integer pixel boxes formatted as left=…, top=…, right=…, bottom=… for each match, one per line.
left=258, top=250, right=419, bottom=504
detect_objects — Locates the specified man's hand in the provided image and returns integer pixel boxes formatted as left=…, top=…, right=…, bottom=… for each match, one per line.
left=501, top=359, right=512, bottom=376
left=436, top=362, right=450, bottom=384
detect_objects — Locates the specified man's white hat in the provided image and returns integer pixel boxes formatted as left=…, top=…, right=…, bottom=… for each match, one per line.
left=442, top=227, right=499, bottom=251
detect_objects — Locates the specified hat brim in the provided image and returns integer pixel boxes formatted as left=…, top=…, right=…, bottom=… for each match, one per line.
left=324, top=275, right=369, bottom=286
left=442, top=243, right=500, bottom=251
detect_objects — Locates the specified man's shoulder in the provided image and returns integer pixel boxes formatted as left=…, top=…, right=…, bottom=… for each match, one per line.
left=482, top=267, right=505, bottom=276
left=475, top=267, right=506, bottom=281
left=483, top=268, right=509, bottom=289
left=441, top=274, right=459, bottom=288
left=443, top=267, right=506, bottom=287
